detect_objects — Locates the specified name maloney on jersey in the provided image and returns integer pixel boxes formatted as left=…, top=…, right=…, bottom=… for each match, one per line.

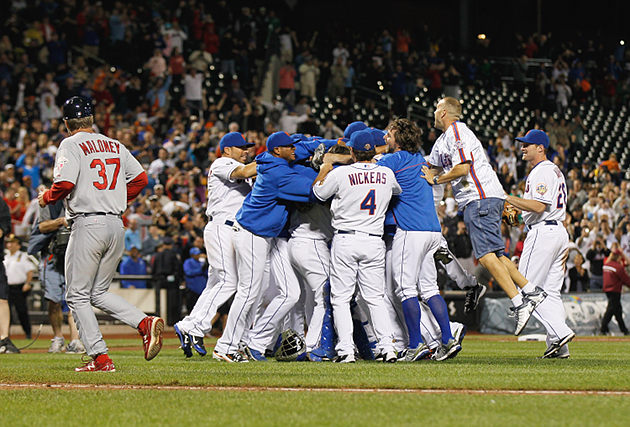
left=348, top=170, right=387, bottom=186
left=78, top=139, right=121, bottom=155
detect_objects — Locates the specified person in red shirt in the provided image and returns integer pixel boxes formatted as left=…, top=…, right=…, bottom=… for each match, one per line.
left=601, top=244, right=630, bottom=335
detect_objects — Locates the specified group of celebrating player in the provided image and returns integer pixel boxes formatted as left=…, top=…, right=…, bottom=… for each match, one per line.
left=38, top=94, right=576, bottom=371
left=171, top=96, right=576, bottom=363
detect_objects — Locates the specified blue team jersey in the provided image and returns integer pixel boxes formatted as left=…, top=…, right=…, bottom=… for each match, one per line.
left=236, top=152, right=316, bottom=237
left=377, top=151, right=441, bottom=232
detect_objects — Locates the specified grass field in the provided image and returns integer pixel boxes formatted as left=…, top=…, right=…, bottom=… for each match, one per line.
left=2, top=334, right=630, bottom=426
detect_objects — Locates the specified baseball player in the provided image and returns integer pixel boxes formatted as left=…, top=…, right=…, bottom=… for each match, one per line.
left=213, top=132, right=333, bottom=362
left=287, top=194, right=334, bottom=357
left=313, top=129, right=401, bottom=363
left=505, top=129, right=575, bottom=358
left=174, top=132, right=256, bottom=358
left=378, top=118, right=460, bottom=361
left=422, top=97, right=546, bottom=335
left=38, top=96, right=164, bottom=372
left=431, top=182, right=486, bottom=312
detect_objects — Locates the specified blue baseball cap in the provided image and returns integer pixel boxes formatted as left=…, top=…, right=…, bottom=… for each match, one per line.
left=343, top=121, right=368, bottom=139
left=189, top=247, right=202, bottom=256
left=348, top=129, right=379, bottom=152
left=267, top=131, right=295, bottom=151
left=219, top=132, right=254, bottom=151
left=515, top=129, right=549, bottom=149
left=368, top=128, right=387, bottom=146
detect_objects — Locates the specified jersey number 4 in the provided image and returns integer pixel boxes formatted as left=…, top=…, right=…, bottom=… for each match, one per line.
left=360, top=189, right=376, bottom=215
left=91, top=158, right=121, bottom=190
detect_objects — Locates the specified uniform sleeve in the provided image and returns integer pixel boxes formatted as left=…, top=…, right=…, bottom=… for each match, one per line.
left=312, top=169, right=339, bottom=201
left=124, top=148, right=145, bottom=182
left=293, top=139, right=339, bottom=163
left=276, top=166, right=318, bottom=203
left=210, top=158, right=240, bottom=183
left=53, top=141, right=80, bottom=184
left=529, top=168, right=556, bottom=205
left=390, top=171, right=402, bottom=195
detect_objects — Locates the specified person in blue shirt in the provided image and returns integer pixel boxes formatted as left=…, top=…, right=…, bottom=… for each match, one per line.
left=119, top=246, right=148, bottom=289
left=124, top=218, right=143, bottom=253
left=213, top=131, right=336, bottom=362
left=182, top=247, right=208, bottom=313
left=377, top=118, right=461, bottom=361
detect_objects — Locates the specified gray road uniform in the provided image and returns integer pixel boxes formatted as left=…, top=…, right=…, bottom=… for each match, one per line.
left=50, top=131, right=148, bottom=357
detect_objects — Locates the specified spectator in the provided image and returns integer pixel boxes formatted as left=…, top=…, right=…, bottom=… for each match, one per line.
left=124, top=218, right=143, bottom=253
left=119, top=246, right=148, bottom=289
left=601, top=245, right=630, bottom=335
left=183, top=67, right=203, bottom=115
left=586, top=237, right=611, bottom=290
left=3, top=234, right=36, bottom=339
left=145, top=49, right=167, bottom=78
left=141, top=224, right=164, bottom=261
left=182, top=247, right=207, bottom=313
left=299, top=56, right=319, bottom=98
left=567, top=252, right=590, bottom=292
left=278, top=60, right=297, bottom=104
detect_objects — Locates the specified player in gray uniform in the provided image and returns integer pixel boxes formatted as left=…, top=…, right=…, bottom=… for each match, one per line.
left=174, top=132, right=256, bottom=357
left=39, top=96, right=164, bottom=372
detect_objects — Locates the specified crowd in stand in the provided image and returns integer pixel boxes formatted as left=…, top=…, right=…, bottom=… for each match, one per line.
left=1, top=0, right=630, bottom=325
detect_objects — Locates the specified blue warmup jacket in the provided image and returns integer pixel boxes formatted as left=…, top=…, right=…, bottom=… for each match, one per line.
left=183, top=258, right=208, bottom=295
left=378, top=151, right=441, bottom=232
left=236, top=151, right=317, bottom=237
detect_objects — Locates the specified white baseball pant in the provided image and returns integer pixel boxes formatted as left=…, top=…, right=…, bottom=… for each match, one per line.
left=288, top=237, right=330, bottom=351
left=519, top=223, right=573, bottom=349
left=392, top=229, right=442, bottom=301
left=246, top=237, right=302, bottom=353
left=383, top=234, right=409, bottom=352
left=214, top=222, right=271, bottom=355
left=439, top=235, right=477, bottom=290
left=176, top=220, right=238, bottom=336
left=330, top=233, right=395, bottom=357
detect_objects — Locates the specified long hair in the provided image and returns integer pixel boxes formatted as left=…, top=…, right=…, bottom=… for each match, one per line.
left=388, top=118, right=422, bottom=153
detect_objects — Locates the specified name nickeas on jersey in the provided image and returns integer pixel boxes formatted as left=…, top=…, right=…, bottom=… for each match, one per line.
left=78, top=139, right=121, bottom=156
left=348, top=170, right=388, bottom=186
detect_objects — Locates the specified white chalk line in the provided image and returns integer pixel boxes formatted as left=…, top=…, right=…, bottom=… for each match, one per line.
left=1, top=383, right=629, bottom=396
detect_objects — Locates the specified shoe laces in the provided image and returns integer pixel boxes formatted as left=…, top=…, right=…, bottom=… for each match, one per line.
left=78, top=355, right=94, bottom=366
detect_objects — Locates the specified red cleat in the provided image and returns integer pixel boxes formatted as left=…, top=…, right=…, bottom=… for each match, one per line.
left=138, top=316, right=164, bottom=361
left=75, top=354, right=116, bottom=372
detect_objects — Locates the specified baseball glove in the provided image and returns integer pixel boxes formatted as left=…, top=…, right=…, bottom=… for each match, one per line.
left=502, top=203, right=521, bottom=226
left=310, top=143, right=327, bottom=171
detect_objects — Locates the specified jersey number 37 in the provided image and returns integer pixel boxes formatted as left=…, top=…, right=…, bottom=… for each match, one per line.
left=91, top=158, right=121, bottom=190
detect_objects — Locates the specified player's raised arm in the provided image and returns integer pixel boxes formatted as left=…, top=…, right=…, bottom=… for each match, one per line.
left=230, top=161, right=257, bottom=179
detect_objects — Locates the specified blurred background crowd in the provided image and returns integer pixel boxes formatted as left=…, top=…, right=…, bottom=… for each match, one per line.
left=2, top=0, right=630, bottom=325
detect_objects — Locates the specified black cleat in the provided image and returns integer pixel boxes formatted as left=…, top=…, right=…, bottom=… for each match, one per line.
left=464, top=284, right=487, bottom=313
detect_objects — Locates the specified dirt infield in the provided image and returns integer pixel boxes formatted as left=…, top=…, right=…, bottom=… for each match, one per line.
left=1, top=382, right=629, bottom=396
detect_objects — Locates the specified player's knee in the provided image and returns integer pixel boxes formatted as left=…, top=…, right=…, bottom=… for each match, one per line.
left=420, top=288, right=440, bottom=300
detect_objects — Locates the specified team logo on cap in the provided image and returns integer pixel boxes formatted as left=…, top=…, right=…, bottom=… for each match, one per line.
left=536, top=183, right=548, bottom=195
left=364, top=143, right=371, bottom=150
